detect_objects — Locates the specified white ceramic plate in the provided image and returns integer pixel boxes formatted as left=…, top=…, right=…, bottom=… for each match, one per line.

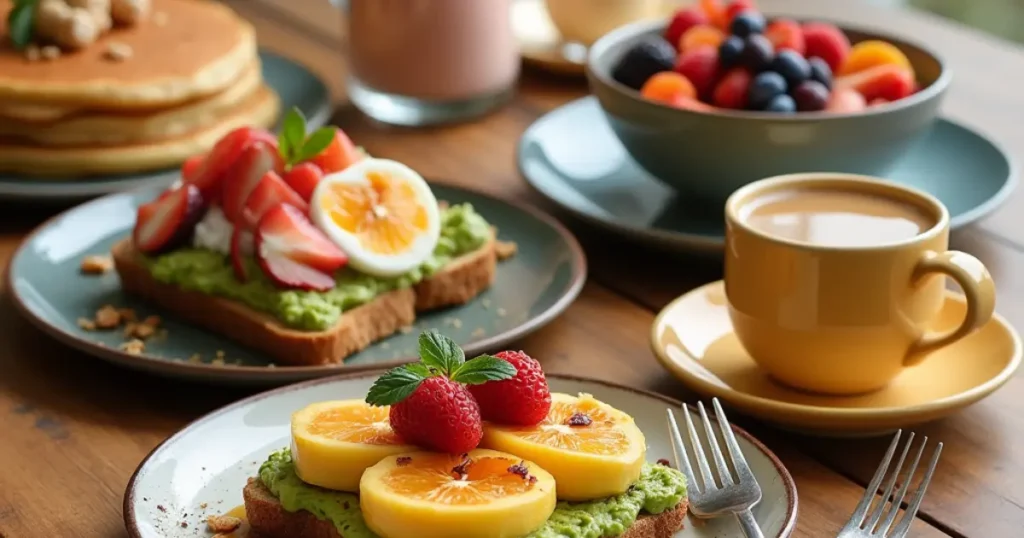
left=124, top=373, right=797, bottom=537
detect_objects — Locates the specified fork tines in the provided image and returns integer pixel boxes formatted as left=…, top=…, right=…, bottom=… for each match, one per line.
left=840, top=429, right=943, bottom=538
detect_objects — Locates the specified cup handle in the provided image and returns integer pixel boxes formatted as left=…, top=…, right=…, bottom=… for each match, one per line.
left=903, top=250, right=996, bottom=366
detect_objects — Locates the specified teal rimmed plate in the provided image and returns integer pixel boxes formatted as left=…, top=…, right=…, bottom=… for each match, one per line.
left=7, top=183, right=587, bottom=385
left=0, top=50, right=331, bottom=202
left=518, top=97, right=1017, bottom=254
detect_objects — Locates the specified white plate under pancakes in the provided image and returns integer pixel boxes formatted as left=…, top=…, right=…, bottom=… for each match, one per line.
left=123, top=373, right=797, bottom=537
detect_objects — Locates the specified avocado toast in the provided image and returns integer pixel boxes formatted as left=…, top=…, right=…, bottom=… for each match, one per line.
left=217, top=332, right=689, bottom=538
left=112, top=109, right=509, bottom=366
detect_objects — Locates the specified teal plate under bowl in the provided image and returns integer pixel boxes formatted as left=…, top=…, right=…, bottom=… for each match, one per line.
left=0, top=50, right=331, bottom=202
left=518, top=97, right=1018, bottom=254
left=7, top=183, right=587, bottom=385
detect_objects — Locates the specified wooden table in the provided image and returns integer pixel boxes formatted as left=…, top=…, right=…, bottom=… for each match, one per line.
left=2, top=1, right=1023, bottom=537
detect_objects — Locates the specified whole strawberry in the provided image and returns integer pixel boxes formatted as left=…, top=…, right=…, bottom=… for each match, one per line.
left=365, top=330, right=517, bottom=454
left=470, top=350, right=551, bottom=426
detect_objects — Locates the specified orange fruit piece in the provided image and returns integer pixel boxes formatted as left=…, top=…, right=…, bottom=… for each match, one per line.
left=291, top=400, right=418, bottom=492
left=839, top=40, right=913, bottom=77
left=640, top=71, right=697, bottom=104
left=481, top=392, right=646, bottom=500
left=680, top=24, right=726, bottom=54
left=699, top=0, right=728, bottom=29
left=310, top=158, right=441, bottom=277
left=360, top=449, right=557, bottom=538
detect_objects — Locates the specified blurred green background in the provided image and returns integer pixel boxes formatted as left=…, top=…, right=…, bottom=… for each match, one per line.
left=871, top=0, right=1024, bottom=43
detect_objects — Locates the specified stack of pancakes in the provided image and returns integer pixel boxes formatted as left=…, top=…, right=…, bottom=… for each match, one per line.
left=0, top=0, right=280, bottom=177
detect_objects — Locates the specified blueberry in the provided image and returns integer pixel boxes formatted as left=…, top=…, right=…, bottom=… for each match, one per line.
left=747, top=71, right=787, bottom=110
left=808, top=56, right=833, bottom=89
left=730, top=11, right=766, bottom=38
left=770, top=50, right=811, bottom=87
left=765, top=94, right=797, bottom=113
left=792, top=80, right=830, bottom=112
left=611, top=38, right=677, bottom=91
left=718, top=36, right=745, bottom=67
left=740, top=34, right=774, bottom=71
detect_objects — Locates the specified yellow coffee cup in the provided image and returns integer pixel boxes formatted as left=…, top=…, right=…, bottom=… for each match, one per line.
left=724, top=173, right=996, bottom=395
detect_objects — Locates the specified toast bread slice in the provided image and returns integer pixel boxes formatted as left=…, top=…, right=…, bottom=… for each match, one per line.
left=241, top=478, right=688, bottom=538
left=110, top=232, right=496, bottom=366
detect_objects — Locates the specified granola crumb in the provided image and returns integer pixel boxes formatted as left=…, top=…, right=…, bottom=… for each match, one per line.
left=95, top=305, right=121, bottom=329
left=199, top=503, right=208, bottom=510
left=398, top=325, right=413, bottom=334
left=118, top=308, right=137, bottom=323
left=143, top=315, right=161, bottom=327
left=452, top=318, right=463, bottom=329
left=495, top=240, right=518, bottom=261
left=471, top=328, right=485, bottom=338
left=211, top=357, right=226, bottom=366
left=496, top=307, right=507, bottom=317
left=187, top=353, right=202, bottom=364
left=206, top=515, right=241, bottom=533
left=40, top=46, right=60, bottom=61
left=132, top=323, right=156, bottom=339
left=267, top=363, right=277, bottom=368
left=120, top=339, right=145, bottom=355
left=77, top=317, right=97, bottom=331
left=80, top=255, right=113, bottom=274
left=157, top=504, right=166, bottom=512
left=179, top=521, right=188, bottom=528
left=104, top=41, right=133, bottom=61
left=215, top=350, right=225, bottom=360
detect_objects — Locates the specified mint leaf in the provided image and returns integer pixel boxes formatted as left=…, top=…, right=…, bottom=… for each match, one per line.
left=278, top=108, right=306, bottom=164
left=404, top=362, right=432, bottom=377
left=365, top=365, right=427, bottom=406
left=295, top=127, right=336, bottom=163
left=418, top=330, right=464, bottom=375
left=8, top=2, right=36, bottom=50
left=451, top=355, right=517, bottom=385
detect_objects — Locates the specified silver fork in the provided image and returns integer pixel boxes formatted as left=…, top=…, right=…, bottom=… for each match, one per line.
left=837, top=430, right=943, bottom=538
left=667, top=398, right=764, bottom=538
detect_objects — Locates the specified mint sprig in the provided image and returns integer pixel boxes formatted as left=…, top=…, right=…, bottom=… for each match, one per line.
left=277, top=107, right=336, bottom=167
left=8, top=0, right=38, bottom=50
left=366, top=330, right=517, bottom=407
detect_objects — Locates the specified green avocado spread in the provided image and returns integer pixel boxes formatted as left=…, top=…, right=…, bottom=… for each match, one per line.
left=258, top=450, right=688, bottom=538
left=144, top=203, right=491, bottom=331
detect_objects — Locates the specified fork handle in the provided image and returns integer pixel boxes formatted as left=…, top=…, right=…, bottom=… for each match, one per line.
left=734, top=509, right=764, bottom=538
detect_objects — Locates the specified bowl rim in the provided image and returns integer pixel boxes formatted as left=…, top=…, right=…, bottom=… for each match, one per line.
left=586, top=16, right=953, bottom=121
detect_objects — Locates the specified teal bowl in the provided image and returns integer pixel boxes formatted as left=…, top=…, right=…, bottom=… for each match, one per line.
left=586, top=19, right=952, bottom=201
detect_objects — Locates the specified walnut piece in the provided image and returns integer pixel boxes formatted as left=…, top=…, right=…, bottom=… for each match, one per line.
left=206, top=515, right=242, bottom=533
left=79, top=255, right=113, bottom=275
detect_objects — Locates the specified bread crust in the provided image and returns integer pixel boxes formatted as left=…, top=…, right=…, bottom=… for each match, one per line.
left=241, top=479, right=688, bottom=538
left=110, top=233, right=496, bottom=366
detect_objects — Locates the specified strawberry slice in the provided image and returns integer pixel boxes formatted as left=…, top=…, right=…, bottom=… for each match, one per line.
left=283, top=162, right=324, bottom=202
left=230, top=226, right=252, bottom=281
left=240, top=170, right=308, bottom=229
left=255, top=203, right=347, bottom=290
left=134, top=184, right=206, bottom=254
left=221, top=140, right=282, bottom=223
left=307, top=128, right=362, bottom=174
left=185, top=127, right=277, bottom=200
left=181, top=154, right=205, bottom=182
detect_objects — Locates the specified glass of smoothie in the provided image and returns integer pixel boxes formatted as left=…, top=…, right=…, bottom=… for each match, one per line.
left=338, top=0, right=520, bottom=126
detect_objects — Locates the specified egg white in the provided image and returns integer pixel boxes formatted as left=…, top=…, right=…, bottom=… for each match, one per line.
left=310, top=158, right=441, bottom=278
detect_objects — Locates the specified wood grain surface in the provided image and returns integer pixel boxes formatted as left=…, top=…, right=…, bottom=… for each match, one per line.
left=1, top=1, right=1022, bottom=537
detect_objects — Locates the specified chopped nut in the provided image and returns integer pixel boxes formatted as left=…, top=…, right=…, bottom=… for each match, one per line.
left=36, top=1, right=100, bottom=51
left=24, top=45, right=41, bottom=62
left=124, top=323, right=156, bottom=340
left=152, top=10, right=167, bottom=26
left=118, top=308, right=137, bottom=323
left=187, top=354, right=202, bottom=364
left=199, top=502, right=208, bottom=510
left=206, top=515, right=242, bottom=533
left=211, top=357, right=226, bottom=366
left=119, top=339, right=145, bottom=354
left=495, top=240, right=518, bottom=261
left=111, top=0, right=150, bottom=26
left=103, top=41, right=133, bottom=61
left=94, top=305, right=121, bottom=329
left=77, top=317, right=96, bottom=331
left=40, top=45, right=61, bottom=60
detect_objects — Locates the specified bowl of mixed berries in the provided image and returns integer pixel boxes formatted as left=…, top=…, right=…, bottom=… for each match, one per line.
left=586, top=0, right=951, bottom=201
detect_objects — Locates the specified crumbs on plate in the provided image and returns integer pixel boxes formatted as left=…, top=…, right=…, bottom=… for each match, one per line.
left=79, top=255, right=114, bottom=275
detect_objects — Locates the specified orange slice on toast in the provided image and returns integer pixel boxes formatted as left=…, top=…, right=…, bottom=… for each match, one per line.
left=310, top=158, right=441, bottom=277
left=290, top=400, right=416, bottom=492
left=481, top=392, right=646, bottom=501
left=359, top=449, right=556, bottom=538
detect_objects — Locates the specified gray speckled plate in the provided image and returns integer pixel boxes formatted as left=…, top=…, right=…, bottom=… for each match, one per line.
left=0, top=50, right=331, bottom=202
left=123, top=373, right=797, bottom=538
left=518, top=97, right=1017, bottom=254
left=7, top=183, right=586, bottom=385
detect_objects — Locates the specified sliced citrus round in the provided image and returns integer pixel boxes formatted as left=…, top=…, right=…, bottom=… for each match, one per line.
left=480, top=392, right=646, bottom=501
left=359, top=448, right=556, bottom=538
left=290, top=400, right=417, bottom=492
left=309, top=158, right=441, bottom=277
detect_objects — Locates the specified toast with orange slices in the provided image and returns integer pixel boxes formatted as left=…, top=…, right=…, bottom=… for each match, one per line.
left=219, top=332, right=689, bottom=538
left=111, top=109, right=507, bottom=366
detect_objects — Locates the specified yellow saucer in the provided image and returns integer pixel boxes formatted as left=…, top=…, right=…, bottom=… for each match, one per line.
left=651, top=281, right=1021, bottom=437
left=511, top=0, right=681, bottom=76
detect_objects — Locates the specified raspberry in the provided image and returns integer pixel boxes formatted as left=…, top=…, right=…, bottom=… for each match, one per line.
left=469, top=350, right=552, bottom=426
left=389, top=376, right=483, bottom=454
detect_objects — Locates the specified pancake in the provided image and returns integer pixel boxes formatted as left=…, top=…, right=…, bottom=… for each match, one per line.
left=0, top=0, right=256, bottom=110
left=0, top=85, right=280, bottom=177
left=0, top=61, right=262, bottom=146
